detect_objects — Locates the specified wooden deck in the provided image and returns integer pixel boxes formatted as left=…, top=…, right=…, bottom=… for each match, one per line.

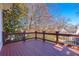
left=0, top=39, right=79, bottom=56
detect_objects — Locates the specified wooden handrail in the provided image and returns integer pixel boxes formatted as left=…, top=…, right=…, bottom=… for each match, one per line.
left=3, top=31, right=79, bottom=45
left=4, top=31, right=79, bottom=37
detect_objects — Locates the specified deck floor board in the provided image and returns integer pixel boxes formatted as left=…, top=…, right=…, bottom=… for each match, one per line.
left=0, top=39, right=79, bottom=56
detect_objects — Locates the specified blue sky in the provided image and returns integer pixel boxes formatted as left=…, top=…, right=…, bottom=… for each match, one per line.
left=47, top=3, right=79, bottom=25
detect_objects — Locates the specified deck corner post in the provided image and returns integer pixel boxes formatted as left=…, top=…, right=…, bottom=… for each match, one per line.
left=35, top=31, right=37, bottom=40
left=2, top=32, right=6, bottom=45
left=43, top=31, right=45, bottom=42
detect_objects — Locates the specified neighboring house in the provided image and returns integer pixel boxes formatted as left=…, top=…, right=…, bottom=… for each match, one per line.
left=63, top=26, right=79, bottom=45
left=59, top=28, right=68, bottom=34
left=59, top=28, right=78, bottom=45
left=75, top=26, right=79, bottom=45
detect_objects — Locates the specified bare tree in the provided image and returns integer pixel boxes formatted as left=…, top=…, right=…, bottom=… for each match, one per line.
left=27, top=3, right=54, bottom=32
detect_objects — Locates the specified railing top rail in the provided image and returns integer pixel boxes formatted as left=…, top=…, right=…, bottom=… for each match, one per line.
left=3, top=31, right=79, bottom=37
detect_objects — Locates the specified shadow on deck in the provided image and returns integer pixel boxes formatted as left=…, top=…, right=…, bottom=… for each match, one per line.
left=0, top=39, right=79, bottom=56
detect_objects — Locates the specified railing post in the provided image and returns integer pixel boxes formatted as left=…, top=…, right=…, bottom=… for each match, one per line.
left=3, top=32, right=8, bottom=45
left=23, top=31, right=26, bottom=42
left=56, top=31, right=59, bottom=44
left=35, top=31, right=37, bottom=40
left=43, top=31, right=45, bottom=42
left=3, top=32, right=5, bottom=45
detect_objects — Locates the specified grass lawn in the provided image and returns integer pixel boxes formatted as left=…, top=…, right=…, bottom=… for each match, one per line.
left=26, top=34, right=68, bottom=42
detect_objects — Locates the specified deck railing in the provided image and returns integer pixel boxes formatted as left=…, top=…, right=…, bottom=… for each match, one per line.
left=2, top=31, right=79, bottom=45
